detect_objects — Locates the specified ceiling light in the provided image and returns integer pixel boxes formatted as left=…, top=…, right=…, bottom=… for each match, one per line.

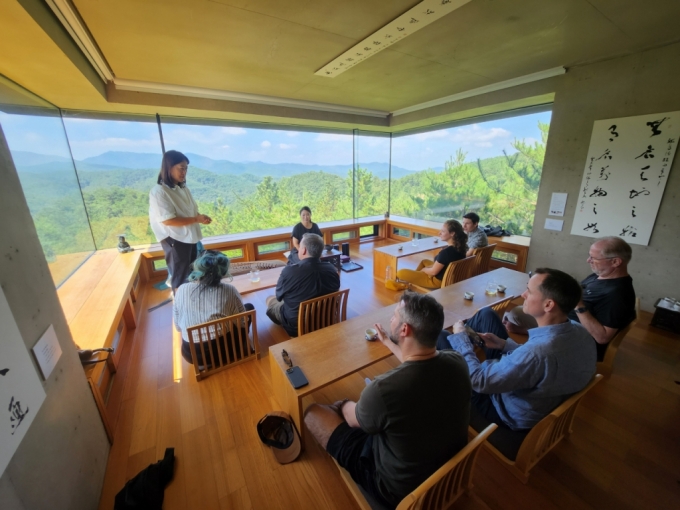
left=316, top=0, right=471, bottom=78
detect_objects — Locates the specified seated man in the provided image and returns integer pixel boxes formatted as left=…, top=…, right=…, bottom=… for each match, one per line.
left=439, top=268, right=596, bottom=456
left=304, top=292, right=471, bottom=509
left=504, top=237, right=636, bottom=361
left=266, top=233, right=339, bottom=337
left=462, top=212, right=488, bottom=257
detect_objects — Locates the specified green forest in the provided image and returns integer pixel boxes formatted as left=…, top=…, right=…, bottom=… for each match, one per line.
left=17, top=122, right=548, bottom=259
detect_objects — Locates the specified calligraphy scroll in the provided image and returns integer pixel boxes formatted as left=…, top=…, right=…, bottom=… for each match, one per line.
left=0, top=287, right=46, bottom=477
left=571, top=111, right=679, bottom=245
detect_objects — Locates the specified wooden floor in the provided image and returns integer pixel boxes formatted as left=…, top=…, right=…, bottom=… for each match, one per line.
left=97, top=240, right=680, bottom=510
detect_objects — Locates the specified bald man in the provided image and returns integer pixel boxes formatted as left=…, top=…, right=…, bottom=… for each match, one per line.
left=504, top=236, right=636, bottom=361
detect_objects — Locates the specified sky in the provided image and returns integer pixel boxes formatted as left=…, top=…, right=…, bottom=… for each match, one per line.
left=0, top=110, right=551, bottom=171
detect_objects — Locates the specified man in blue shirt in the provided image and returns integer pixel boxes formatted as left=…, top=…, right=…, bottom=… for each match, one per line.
left=440, top=268, right=596, bottom=433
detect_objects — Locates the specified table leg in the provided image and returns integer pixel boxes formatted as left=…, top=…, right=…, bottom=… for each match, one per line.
left=269, top=353, right=306, bottom=445
left=373, top=251, right=398, bottom=281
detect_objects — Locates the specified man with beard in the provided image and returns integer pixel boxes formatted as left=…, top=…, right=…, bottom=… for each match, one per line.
left=303, top=292, right=470, bottom=509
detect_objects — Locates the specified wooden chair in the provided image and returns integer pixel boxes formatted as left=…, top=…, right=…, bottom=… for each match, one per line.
left=297, top=288, right=350, bottom=337
left=597, top=297, right=640, bottom=378
left=410, top=256, right=476, bottom=293
left=470, top=243, right=497, bottom=277
left=335, top=424, right=497, bottom=510
left=470, top=374, right=603, bottom=483
left=186, top=308, right=259, bottom=380
left=486, top=294, right=517, bottom=316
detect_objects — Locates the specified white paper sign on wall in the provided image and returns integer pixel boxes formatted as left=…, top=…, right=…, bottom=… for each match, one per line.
left=571, top=111, right=679, bottom=245
left=0, top=287, right=46, bottom=478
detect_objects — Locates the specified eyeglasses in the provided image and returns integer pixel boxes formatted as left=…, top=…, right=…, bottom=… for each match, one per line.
left=587, top=256, right=615, bottom=261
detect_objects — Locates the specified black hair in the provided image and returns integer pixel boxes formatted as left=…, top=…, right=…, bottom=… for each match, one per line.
left=533, top=268, right=582, bottom=314
left=463, top=212, right=480, bottom=225
left=299, top=206, right=312, bottom=215
left=397, top=291, right=445, bottom=348
left=157, top=150, right=190, bottom=188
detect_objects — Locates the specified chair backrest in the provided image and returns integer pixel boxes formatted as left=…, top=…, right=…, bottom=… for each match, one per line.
left=512, top=373, right=603, bottom=478
left=471, top=243, right=497, bottom=277
left=439, top=256, right=476, bottom=288
left=597, top=297, right=640, bottom=378
left=297, top=289, right=350, bottom=337
left=486, top=295, right=517, bottom=316
left=186, top=308, right=259, bottom=380
left=396, top=424, right=497, bottom=510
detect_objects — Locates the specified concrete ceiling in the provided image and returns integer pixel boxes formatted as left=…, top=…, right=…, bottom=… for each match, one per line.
left=1, top=0, right=680, bottom=130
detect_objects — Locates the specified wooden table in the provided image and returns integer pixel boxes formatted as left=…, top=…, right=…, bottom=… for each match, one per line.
left=320, top=248, right=342, bottom=274
left=373, top=237, right=444, bottom=281
left=269, top=267, right=529, bottom=441
left=228, top=266, right=284, bottom=296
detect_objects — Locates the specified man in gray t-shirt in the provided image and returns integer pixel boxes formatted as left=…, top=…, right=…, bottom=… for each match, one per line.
left=304, top=292, right=470, bottom=508
left=462, top=212, right=488, bottom=257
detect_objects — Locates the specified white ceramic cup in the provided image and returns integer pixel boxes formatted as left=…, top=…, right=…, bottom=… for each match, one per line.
left=464, top=291, right=474, bottom=300
left=365, top=328, right=378, bottom=341
left=497, top=284, right=506, bottom=293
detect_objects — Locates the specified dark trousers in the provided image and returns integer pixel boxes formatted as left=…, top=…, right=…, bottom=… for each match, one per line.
left=160, top=237, right=197, bottom=290
left=436, top=307, right=509, bottom=359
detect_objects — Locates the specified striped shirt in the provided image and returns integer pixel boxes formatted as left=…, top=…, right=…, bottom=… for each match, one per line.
left=173, top=282, right=246, bottom=342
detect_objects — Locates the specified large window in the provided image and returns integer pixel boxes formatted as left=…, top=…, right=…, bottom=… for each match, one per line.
left=391, top=112, right=551, bottom=236
left=157, top=120, right=355, bottom=237
left=61, top=116, right=163, bottom=249
left=0, top=108, right=96, bottom=285
left=354, top=131, right=390, bottom=218
left=1, top=76, right=552, bottom=288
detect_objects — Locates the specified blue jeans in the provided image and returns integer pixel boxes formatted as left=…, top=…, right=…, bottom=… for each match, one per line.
left=436, top=307, right=509, bottom=359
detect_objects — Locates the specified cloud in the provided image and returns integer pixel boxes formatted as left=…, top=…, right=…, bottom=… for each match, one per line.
left=221, top=127, right=246, bottom=135
left=315, top=133, right=352, bottom=142
left=414, top=129, right=449, bottom=141
left=450, top=124, right=511, bottom=145
left=285, top=131, right=300, bottom=137
left=261, top=140, right=271, bottom=148
left=278, top=143, right=295, bottom=149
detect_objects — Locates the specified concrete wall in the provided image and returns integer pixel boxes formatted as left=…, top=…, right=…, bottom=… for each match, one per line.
left=527, top=42, right=680, bottom=311
left=0, top=126, right=109, bottom=509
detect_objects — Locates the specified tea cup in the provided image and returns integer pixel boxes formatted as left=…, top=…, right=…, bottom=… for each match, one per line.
left=365, top=328, right=378, bottom=341
left=497, top=284, right=506, bottom=293
left=464, top=291, right=474, bottom=300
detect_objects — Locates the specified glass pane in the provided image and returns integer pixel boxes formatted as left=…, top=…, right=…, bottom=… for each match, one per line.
left=393, top=227, right=411, bottom=237
left=61, top=116, right=163, bottom=249
left=159, top=119, right=354, bottom=236
left=359, top=225, right=377, bottom=236
left=257, top=241, right=289, bottom=254
left=222, top=248, right=244, bottom=259
left=331, top=231, right=356, bottom=242
left=354, top=131, right=390, bottom=218
left=0, top=108, right=96, bottom=286
left=390, top=111, right=551, bottom=236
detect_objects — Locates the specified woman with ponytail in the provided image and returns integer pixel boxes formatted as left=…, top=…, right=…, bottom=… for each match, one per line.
left=173, top=250, right=254, bottom=365
left=395, top=220, right=468, bottom=289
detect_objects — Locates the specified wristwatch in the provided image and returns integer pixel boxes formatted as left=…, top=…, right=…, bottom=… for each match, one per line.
left=574, top=306, right=588, bottom=314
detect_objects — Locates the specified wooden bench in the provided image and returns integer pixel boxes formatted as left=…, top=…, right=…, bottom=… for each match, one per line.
left=57, top=248, right=145, bottom=442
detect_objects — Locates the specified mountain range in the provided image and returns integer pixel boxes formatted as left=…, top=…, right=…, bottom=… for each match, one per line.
left=11, top=150, right=419, bottom=179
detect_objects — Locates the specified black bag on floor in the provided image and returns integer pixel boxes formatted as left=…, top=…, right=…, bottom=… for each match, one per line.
left=114, top=447, right=175, bottom=510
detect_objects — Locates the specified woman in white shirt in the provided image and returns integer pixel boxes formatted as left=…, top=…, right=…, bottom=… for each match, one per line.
left=149, top=150, right=212, bottom=292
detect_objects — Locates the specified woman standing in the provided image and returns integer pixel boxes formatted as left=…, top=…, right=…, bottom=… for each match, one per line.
left=149, top=150, right=212, bottom=292
left=288, top=206, right=322, bottom=264
left=396, top=219, right=468, bottom=289
left=173, top=250, right=254, bottom=365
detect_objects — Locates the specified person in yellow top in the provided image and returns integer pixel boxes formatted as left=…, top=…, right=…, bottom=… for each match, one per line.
left=396, top=219, right=468, bottom=289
